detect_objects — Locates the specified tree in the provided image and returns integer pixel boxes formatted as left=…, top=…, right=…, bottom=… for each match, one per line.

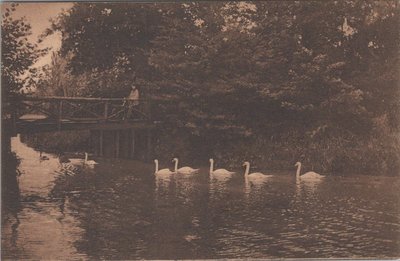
left=47, top=3, right=165, bottom=78
left=35, top=52, right=75, bottom=97
left=1, top=3, right=45, bottom=104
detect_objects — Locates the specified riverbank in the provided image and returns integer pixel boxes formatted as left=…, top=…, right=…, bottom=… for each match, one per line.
left=21, top=130, right=91, bottom=155
left=22, top=127, right=400, bottom=176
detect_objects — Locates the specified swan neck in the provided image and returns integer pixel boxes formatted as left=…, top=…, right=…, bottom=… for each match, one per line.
left=155, top=161, right=159, bottom=173
left=209, top=160, right=214, bottom=175
left=244, top=164, right=250, bottom=177
left=84, top=153, right=88, bottom=163
left=296, top=163, right=301, bottom=179
left=174, top=159, right=178, bottom=172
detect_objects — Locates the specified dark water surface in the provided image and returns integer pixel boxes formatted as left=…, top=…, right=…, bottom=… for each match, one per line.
left=2, top=136, right=400, bottom=259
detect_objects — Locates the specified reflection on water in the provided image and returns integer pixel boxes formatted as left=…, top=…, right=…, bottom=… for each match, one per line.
left=2, top=136, right=86, bottom=260
left=155, top=173, right=173, bottom=195
left=2, top=136, right=400, bottom=259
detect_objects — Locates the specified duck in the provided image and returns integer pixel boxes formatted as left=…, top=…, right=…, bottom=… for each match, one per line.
left=243, top=161, right=273, bottom=181
left=58, top=153, right=71, bottom=164
left=39, top=151, right=49, bottom=161
left=84, top=152, right=98, bottom=165
left=209, top=158, right=235, bottom=177
left=172, top=158, right=199, bottom=174
left=294, top=161, right=324, bottom=180
left=154, top=159, right=175, bottom=175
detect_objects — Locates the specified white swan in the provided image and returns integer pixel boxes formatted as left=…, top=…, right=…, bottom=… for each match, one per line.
left=243, top=161, right=273, bottom=181
left=172, top=158, right=199, bottom=174
left=295, top=161, right=324, bottom=180
left=209, top=158, right=235, bottom=177
left=84, top=152, right=98, bottom=165
left=154, top=159, right=175, bottom=175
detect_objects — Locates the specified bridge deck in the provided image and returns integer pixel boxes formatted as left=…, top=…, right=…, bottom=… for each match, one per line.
left=15, top=118, right=157, bottom=134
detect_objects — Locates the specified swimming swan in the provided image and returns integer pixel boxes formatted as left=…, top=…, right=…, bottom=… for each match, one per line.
left=209, top=159, right=235, bottom=177
left=154, top=159, right=175, bottom=175
left=84, top=152, right=98, bottom=165
left=295, top=162, right=324, bottom=180
left=243, top=161, right=273, bottom=180
left=172, top=158, right=199, bottom=174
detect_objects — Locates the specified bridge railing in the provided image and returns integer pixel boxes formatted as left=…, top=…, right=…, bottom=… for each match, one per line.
left=15, top=96, right=152, bottom=124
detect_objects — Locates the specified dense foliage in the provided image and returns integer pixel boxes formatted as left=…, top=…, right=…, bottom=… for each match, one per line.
left=37, top=1, right=399, bottom=174
left=1, top=3, right=45, bottom=105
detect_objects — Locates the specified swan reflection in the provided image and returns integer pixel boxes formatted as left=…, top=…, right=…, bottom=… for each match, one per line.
left=294, top=177, right=324, bottom=202
left=244, top=178, right=271, bottom=205
left=209, top=176, right=230, bottom=203
left=155, top=173, right=173, bottom=193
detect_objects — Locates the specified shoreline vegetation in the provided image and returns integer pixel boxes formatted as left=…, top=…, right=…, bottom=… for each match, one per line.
left=2, top=151, right=21, bottom=215
left=22, top=126, right=400, bottom=176
left=21, top=131, right=91, bottom=156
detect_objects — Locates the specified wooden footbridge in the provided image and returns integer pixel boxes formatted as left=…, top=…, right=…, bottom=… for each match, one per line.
left=6, top=96, right=160, bottom=159
left=10, top=96, right=155, bottom=133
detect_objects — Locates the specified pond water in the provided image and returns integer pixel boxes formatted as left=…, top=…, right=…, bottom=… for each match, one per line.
left=2, top=136, right=400, bottom=259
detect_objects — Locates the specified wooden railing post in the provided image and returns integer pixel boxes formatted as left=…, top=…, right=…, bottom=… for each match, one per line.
left=58, top=100, right=63, bottom=130
left=115, top=130, right=120, bottom=158
left=104, top=101, right=109, bottom=121
left=145, top=100, right=151, bottom=122
left=99, top=130, right=104, bottom=157
left=130, top=129, right=135, bottom=158
left=146, top=129, right=152, bottom=162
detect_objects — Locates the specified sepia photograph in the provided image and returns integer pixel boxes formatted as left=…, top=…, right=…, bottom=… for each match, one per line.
left=1, top=1, right=400, bottom=260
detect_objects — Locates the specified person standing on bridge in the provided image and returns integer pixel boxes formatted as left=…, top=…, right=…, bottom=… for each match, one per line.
left=125, top=84, right=140, bottom=120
